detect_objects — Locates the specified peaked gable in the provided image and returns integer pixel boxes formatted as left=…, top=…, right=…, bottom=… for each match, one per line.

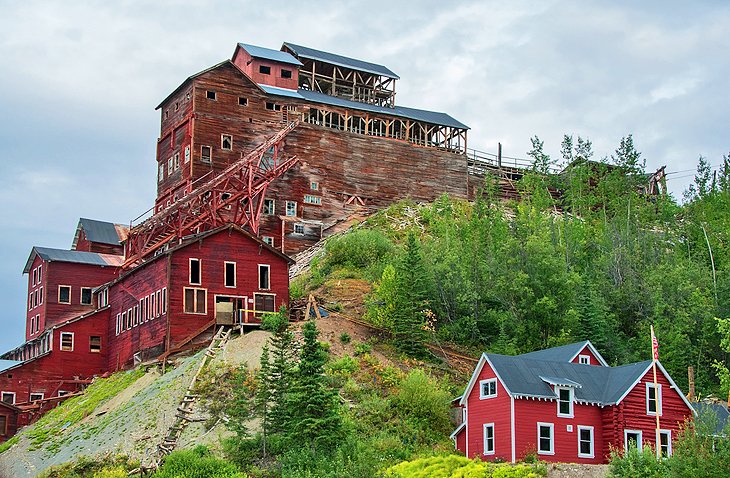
left=519, top=340, right=609, bottom=367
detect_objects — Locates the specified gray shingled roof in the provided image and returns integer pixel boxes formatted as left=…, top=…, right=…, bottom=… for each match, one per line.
left=78, top=218, right=123, bottom=246
left=238, top=43, right=302, bottom=66
left=23, top=247, right=123, bottom=273
left=283, top=42, right=399, bottom=79
left=486, top=353, right=651, bottom=405
left=519, top=341, right=590, bottom=362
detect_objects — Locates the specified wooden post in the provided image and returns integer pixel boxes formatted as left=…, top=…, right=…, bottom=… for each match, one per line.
left=688, top=366, right=696, bottom=401
left=498, top=142, right=502, bottom=168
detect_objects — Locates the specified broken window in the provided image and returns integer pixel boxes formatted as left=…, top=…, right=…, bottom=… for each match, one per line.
left=265, top=102, right=281, bottom=111
left=259, top=65, right=271, bottom=75
left=281, top=69, right=292, bottom=79
left=206, top=90, right=216, bottom=100
left=225, top=262, right=236, bottom=288
left=184, top=287, right=206, bottom=314
left=254, top=293, right=275, bottom=314
left=80, top=287, right=92, bottom=305
left=90, top=336, right=101, bottom=353
left=222, top=134, right=233, bottom=150
left=60, top=332, right=74, bottom=351
left=168, top=157, right=173, bottom=174
left=304, top=195, right=322, bottom=205
left=258, top=265, right=270, bottom=290
left=293, top=223, right=305, bottom=235
left=263, top=198, right=275, bottom=215
left=201, top=145, right=211, bottom=163
left=58, top=285, right=71, bottom=304
left=162, top=287, right=167, bottom=314
left=174, top=152, right=180, bottom=170
left=184, top=145, right=190, bottom=163
left=158, top=163, right=165, bottom=182
left=285, top=201, right=297, bottom=217
left=262, top=236, right=274, bottom=246
left=238, top=97, right=248, bottom=106
left=29, top=393, right=43, bottom=402
left=0, top=393, right=15, bottom=405
left=190, top=258, right=201, bottom=285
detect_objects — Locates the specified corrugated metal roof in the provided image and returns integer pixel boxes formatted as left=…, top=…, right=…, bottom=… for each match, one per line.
left=520, top=341, right=589, bottom=362
left=78, top=218, right=125, bottom=245
left=238, top=43, right=302, bottom=66
left=259, top=84, right=303, bottom=99
left=23, top=247, right=123, bottom=273
left=283, top=42, right=399, bottom=79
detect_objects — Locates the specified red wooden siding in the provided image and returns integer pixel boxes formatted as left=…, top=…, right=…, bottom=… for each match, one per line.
left=570, top=345, right=603, bottom=366
left=73, top=230, right=123, bottom=255
left=232, top=47, right=299, bottom=90
left=25, top=255, right=45, bottom=341
left=464, top=359, right=512, bottom=461
left=0, top=403, right=19, bottom=442
left=454, top=426, right=466, bottom=453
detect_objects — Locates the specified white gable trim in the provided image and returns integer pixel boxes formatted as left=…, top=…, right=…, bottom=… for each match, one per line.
left=612, top=361, right=696, bottom=415
left=458, top=353, right=514, bottom=406
left=569, top=340, right=609, bottom=367
left=450, top=422, right=466, bottom=440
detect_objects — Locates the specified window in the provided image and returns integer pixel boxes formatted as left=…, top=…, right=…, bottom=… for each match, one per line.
left=39, top=286, right=43, bottom=305
left=32, top=268, right=37, bottom=286
left=184, top=145, right=191, bottom=164
left=29, top=393, right=44, bottom=402
left=281, top=69, right=292, bottom=79
left=162, top=288, right=167, bottom=314
left=90, top=336, right=101, bottom=353
left=150, top=293, right=156, bottom=320
left=164, top=110, right=169, bottom=119
left=537, top=423, right=554, bottom=455
left=98, top=288, right=107, bottom=307
left=60, top=332, right=74, bottom=351
left=293, top=223, right=305, bottom=235
left=254, top=293, right=275, bottom=313
left=259, top=65, right=271, bottom=75
left=35, top=315, right=40, bottom=333
left=578, top=355, right=590, bottom=365
left=201, top=145, right=212, bottom=163
left=158, top=163, right=165, bottom=182
left=557, top=387, right=573, bottom=417
left=285, top=201, right=297, bottom=217
left=578, top=426, right=594, bottom=458
left=206, top=90, right=216, bottom=100
left=304, top=195, right=322, bottom=205
left=37, top=265, right=42, bottom=282
left=259, top=265, right=270, bottom=290
left=646, top=383, right=662, bottom=416
left=174, top=102, right=179, bottom=111
left=238, top=97, right=248, bottom=106
left=263, top=198, right=275, bottom=215
left=625, top=430, right=642, bottom=452
left=190, top=258, right=201, bottom=285
left=58, top=285, right=71, bottom=304
left=265, top=102, right=281, bottom=111
left=174, top=152, right=180, bottom=170
left=0, top=415, right=6, bottom=436
left=310, top=181, right=319, bottom=190
left=0, top=392, right=15, bottom=405
left=28, top=292, right=33, bottom=310
left=658, top=430, right=671, bottom=457
left=133, top=305, right=139, bottom=326
left=58, top=390, right=70, bottom=397
left=116, top=313, right=121, bottom=335
left=225, top=262, right=236, bottom=288
left=184, top=287, right=207, bottom=314
left=222, top=134, right=233, bottom=150
left=479, top=379, right=497, bottom=399
left=483, top=423, right=495, bottom=455
left=80, top=287, right=92, bottom=305
left=126, top=308, right=132, bottom=329
left=262, top=236, right=274, bottom=246
left=155, top=290, right=161, bottom=317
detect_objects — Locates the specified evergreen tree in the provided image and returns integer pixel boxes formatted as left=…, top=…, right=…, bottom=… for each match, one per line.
left=527, top=135, right=553, bottom=174
left=226, top=364, right=251, bottom=439
left=254, top=344, right=272, bottom=457
left=288, top=320, right=342, bottom=453
left=265, top=311, right=295, bottom=434
left=393, top=232, right=431, bottom=358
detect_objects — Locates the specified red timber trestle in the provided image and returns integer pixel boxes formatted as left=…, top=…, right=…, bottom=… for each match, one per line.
left=124, top=121, right=299, bottom=269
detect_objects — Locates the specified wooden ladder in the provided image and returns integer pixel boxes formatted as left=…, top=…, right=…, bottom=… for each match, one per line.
left=155, top=326, right=231, bottom=460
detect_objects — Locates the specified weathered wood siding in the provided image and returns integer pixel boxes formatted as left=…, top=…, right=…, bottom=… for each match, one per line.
left=73, top=230, right=123, bottom=255
left=232, top=47, right=299, bottom=90
left=25, top=254, right=45, bottom=341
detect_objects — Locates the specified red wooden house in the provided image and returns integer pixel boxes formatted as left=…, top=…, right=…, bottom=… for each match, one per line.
left=452, top=341, right=695, bottom=464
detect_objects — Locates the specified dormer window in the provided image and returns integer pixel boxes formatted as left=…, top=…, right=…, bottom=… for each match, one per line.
left=259, top=65, right=271, bottom=75
left=479, top=378, right=497, bottom=399
left=556, top=386, right=573, bottom=417
left=578, top=354, right=590, bottom=365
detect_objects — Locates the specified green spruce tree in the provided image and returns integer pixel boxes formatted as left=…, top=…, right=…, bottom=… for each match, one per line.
left=393, top=231, right=431, bottom=358
left=264, top=310, right=295, bottom=434
left=254, top=344, right=272, bottom=457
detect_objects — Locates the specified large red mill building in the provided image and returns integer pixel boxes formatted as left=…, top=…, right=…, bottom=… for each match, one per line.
left=0, top=41, right=471, bottom=440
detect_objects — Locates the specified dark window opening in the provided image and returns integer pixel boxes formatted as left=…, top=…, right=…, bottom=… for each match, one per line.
left=238, top=97, right=248, bottom=106
left=201, top=145, right=212, bottom=163
left=58, top=286, right=71, bottom=304
left=206, top=90, right=216, bottom=100
left=90, top=336, right=101, bottom=353
left=81, top=287, right=92, bottom=305
left=259, top=65, right=271, bottom=75
left=254, top=294, right=275, bottom=314
left=281, top=69, right=292, bottom=79
left=225, top=262, right=236, bottom=287
left=184, top=287, right=206, bottom=314
left=190, top=259, right=201, bottom=284
left=259, top=265, right=270, bottom=290
left=222, top=135, right=232, bottom=150
left=60, top=332, right=73, bottom=351
left=265, top=102, right=281, bottom=111
left=1, top=393, right=14, bottom=405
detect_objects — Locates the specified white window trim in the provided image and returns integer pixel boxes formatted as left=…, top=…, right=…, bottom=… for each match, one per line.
left=60, top=332, right=74, bottom=352
left=80, top=287, right=92, bottom=305
left=657, top=429, right=672, bottom=457
left=221, top=134, right=233, bottom=150
left=556, top=386, right=574, bottom=418
left=224, top=262, right=237, bottom=288
left=58, top=285, right=72, bottom=304
left=39, top=286, right=43, bottom=305
left=262, top=236, right=274, bottom=246
left=29, top=392, right=44, bottom=401
left=116, top=313, right=121, bottom=336
left=578, top=354, right=591, bottom=365
left=258, top=264, right=271, bottom=290
left=311, top=181, right=319, bottom=190
left=183, top=287, right=208, bottom=315
left=293, top=223, right=305, bottom=235
left=1, top=392, right=16, bottom=405
left=263, top=198, right=275, bottom=215
left=537, top=422, right=555, bottom=455
left=577, top=425, right=594, bottom=458
left=189, top=258, right=202, bottom=285
left=253, top=292, right=276, bottom=314
left=479, top=378, right=497, bottom=399
left=646, top=382, right=662, bottom=416
left=57, top=390, right=70, bottom=397
left=162, top=287, right=167, bottom=315
left=285, top=200, right=297, bottom=217
left=89, top=336, right=102, bottom=353
left=624, top=429, right=643, bottom=452
left=201, top=145, right=212, bottom=163
left=483, top=423, right=495, bottom=455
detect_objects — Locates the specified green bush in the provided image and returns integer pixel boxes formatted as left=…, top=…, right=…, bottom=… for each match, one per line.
left=153, top=446, right=246, bottom=478
left=340, top=332, right=352, bottom=343
left=322, top=229, right=395, bottom=276
left=353, top=341, right=372, bottom=356
left=326, top=355, right=359, bottom=378
left=383, top=454, right=546, bottom=478
left=390, top=369, right=452, bottom=441
left=39, top=454, right=138, bottom=478
left=608, top=446, right=668, bottom=478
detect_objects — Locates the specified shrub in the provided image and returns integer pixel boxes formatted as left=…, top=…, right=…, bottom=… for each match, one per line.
left=39, top=454, right=138, bottom=478
left=153, top=446, right=246, bottom=478
left=323, top=229, right=395, bottom=276
left=607, top=446, right=668, bottom=478
left=326, top=356, right=359, bottom=378
left=340, top=332, right=352, bottom=343
left=390, top=369, right=452, bottom=440
left=383, top=454, right=546, bottom=478
left=353, top=341, right=372, bottom=356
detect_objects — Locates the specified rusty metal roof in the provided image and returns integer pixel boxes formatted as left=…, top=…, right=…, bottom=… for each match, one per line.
left=238, top=43, right=302, bottom=66
left=23, top=247, right=123, bottom=273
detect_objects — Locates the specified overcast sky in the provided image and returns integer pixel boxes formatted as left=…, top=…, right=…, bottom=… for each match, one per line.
left=0, top=0, right=728, bottom=353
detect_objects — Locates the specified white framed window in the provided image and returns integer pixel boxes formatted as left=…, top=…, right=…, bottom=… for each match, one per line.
left=304, top=195, right=322, bottom=205
left=39, top=286, right=43, bottom=305
left=37, top=265, right=42, bottom=283
left=557, top=386, right=574, bottom=417
left=133, top=305, right=139, bottom=327
left=161, top=288, right=167, bottom=314
left=174, top=152, right=180, bottom=170
left=184, top=145, right=190, bottom=163
left=57, top=390, right=70, bottom=397
left=184, top=287, right=207, bottom=314
left=225, top=262, right=236, bottom=288
left=206, top=90, right=216, bottom=100
left=221, top=134, right=233, bottom=150
left=310, top=181, right=319, bottom=190
left=262, top=236, right=274, bottom=246
left=190, top=258, right=201, bottom=285
left=155, top=290, right=161, bottom=317
left=0, top=392, right=15, bottom=405
left=28, top=292, right=33, bottom=311
left=259, top=264, right=270, bottom=290
left=537, top=422, right=554, bottom=455
left=483, top=423, right=495, bottom=455
left=32, top=268, right=37, bottom=286
left=116, top=313, right=121, bottom=335
left=480, top=378, right=497, bottom=399
left=60, top=332, right=74, bottom=351
left=657, top=429, right=671, bottom=457
left=126, top=308, right=132, bottom=329
left=150, top=293, right=156, bottom=320
left=80, top=287, right=92, bottom=305
left=201, top=145, right=212, bottom=163
left=285, top=201, right=297, bottom=217
left=646, top=383, right=662, bottom=416
left=263, top=198, right=275, bottom=215
left=578, top=354, right=591, bottom=365
left=578, top=426, right=594, bottom=458
left=625, top=430, right=642, bottom=452
left=29, top=393, right=44, bottom=402
left=167, top=157, right=173, bottom=174
left=158, top=163, right=164, bottom=182
left=293, top=223, right=305, bottom=235
left=58, top=285, right=71, bottom=304
left=90, top=336, right=101, bottom=353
